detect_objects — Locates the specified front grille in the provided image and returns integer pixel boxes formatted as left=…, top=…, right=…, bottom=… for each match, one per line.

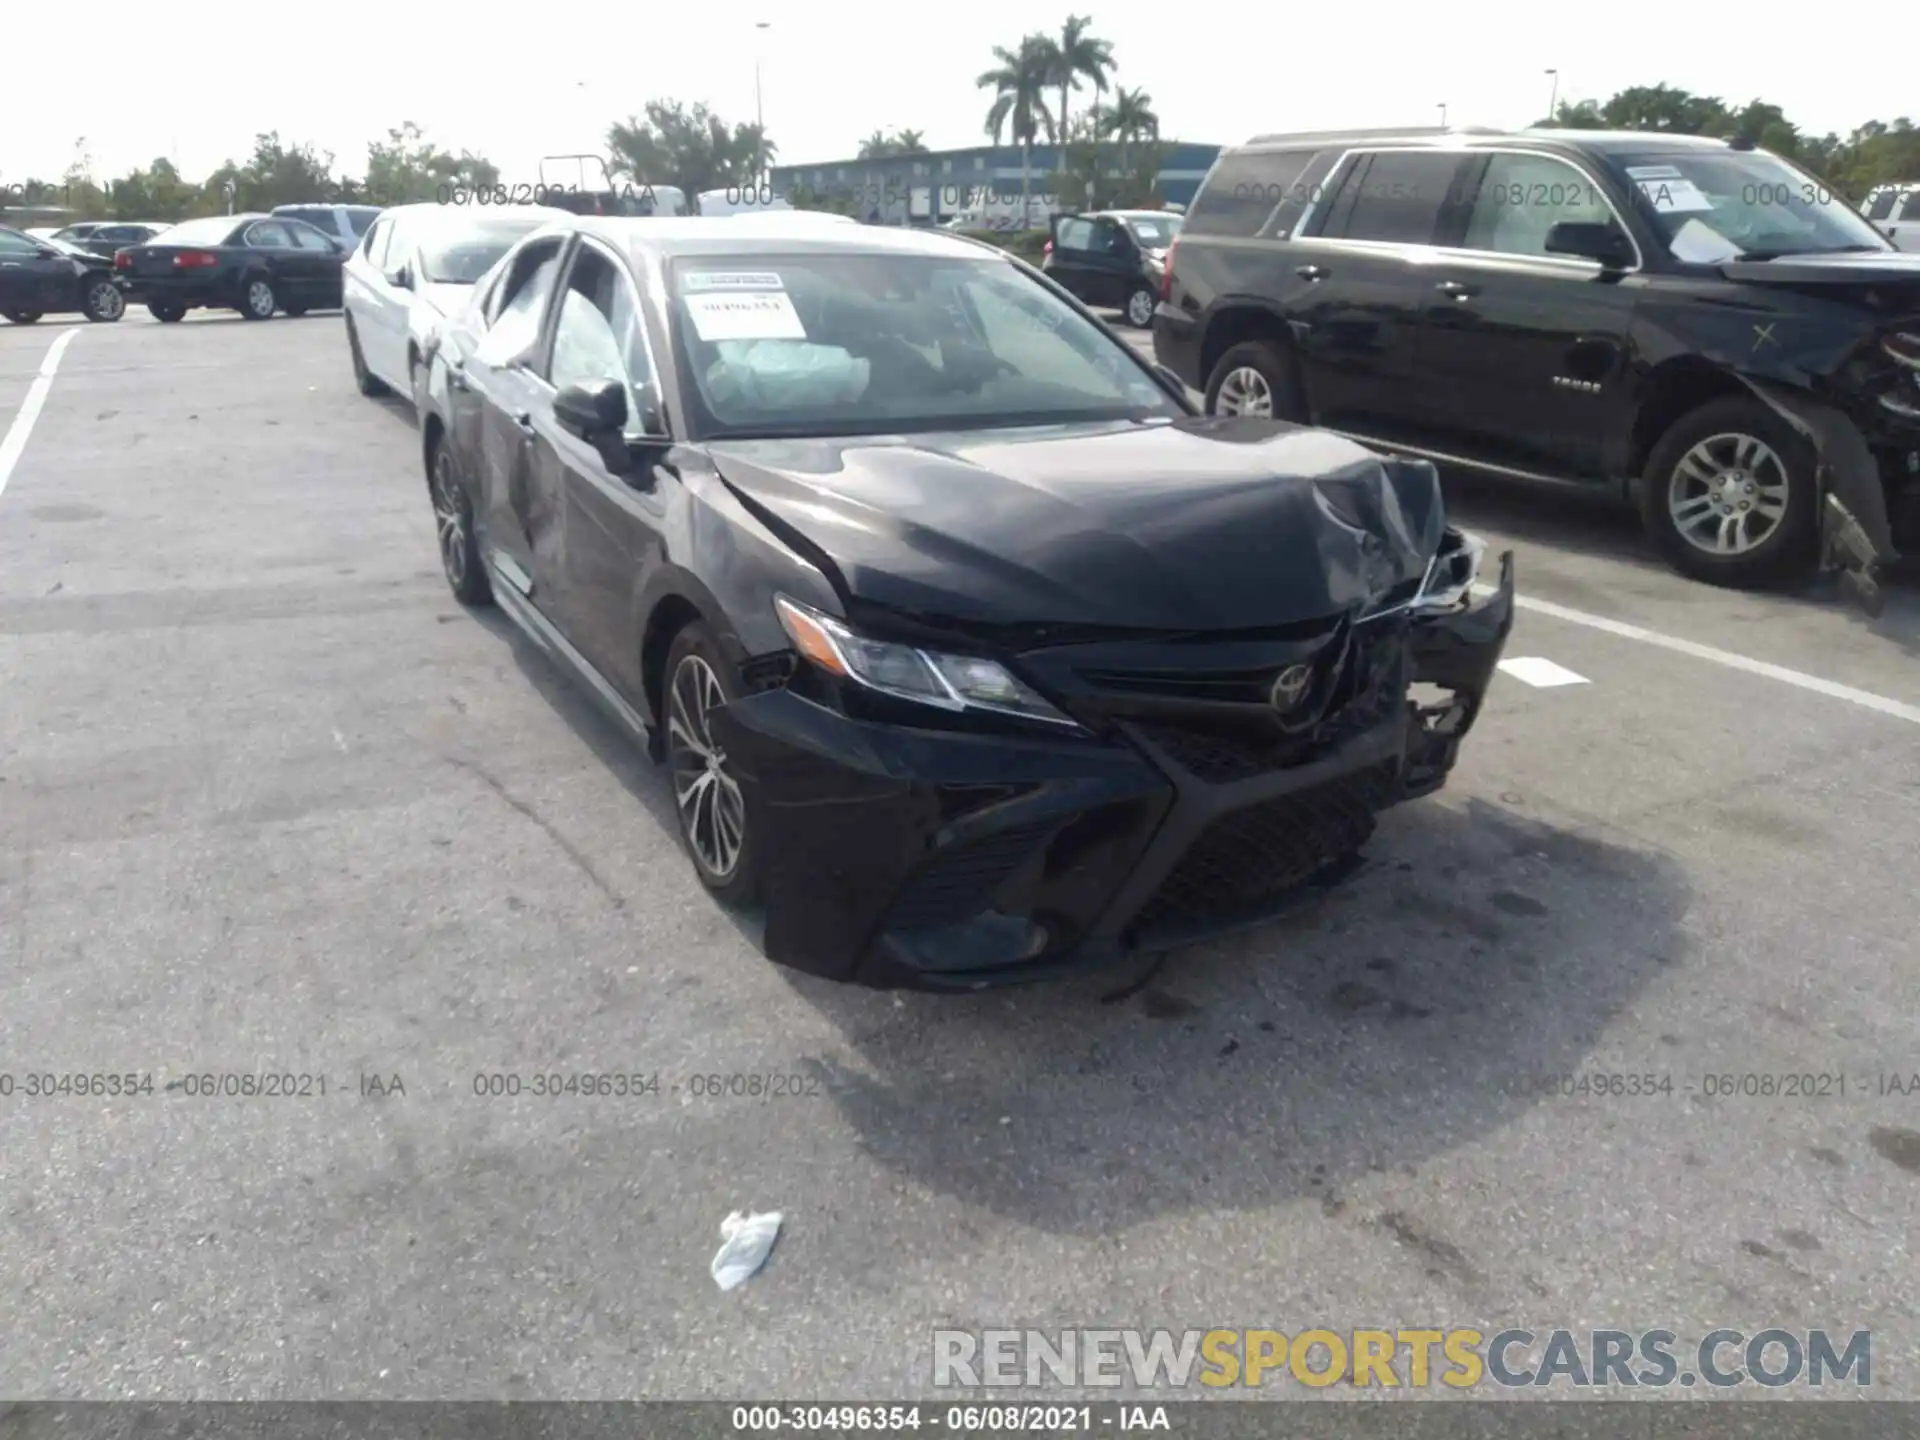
left=1129, top=632, right=1408, bottom=783
left=1127, top=760, right=1398, bottom=941
left=882, top=821, right=1056, bottom=931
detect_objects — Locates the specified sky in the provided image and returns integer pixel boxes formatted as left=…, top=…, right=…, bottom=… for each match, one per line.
left=2, top=0, right=1912, bottom=189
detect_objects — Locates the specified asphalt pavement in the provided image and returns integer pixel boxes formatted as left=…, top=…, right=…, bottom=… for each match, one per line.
left=2, top=309, right=1918, bottom=1402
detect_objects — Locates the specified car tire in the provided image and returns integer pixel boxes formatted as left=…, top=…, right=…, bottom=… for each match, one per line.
left=1204, top=339, right=1301, bottom=420
left=148, top=303, right=186, bottom=323
left=662, top=621, right=762, bottom=908
left=81, top=277, right=124, bottom=323
left=1123, top=284, right=1156, bottom=328
left=2, top=311, right=43, bottom=324
left=428, top=437, right=491, bottom=607
left=1640, top=396, right=1818, bottom=589
left=346, top=316, right=389, bottom=397
left=240, top=276, right=277, bottom=320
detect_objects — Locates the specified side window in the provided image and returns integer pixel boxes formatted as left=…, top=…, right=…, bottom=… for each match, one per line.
left=1898, top=191, right=1920, bottom=223
left=1055, top=216, right=1095, bottom=251
left=1460, top=153, right=1619, bottom=257
left=287, top=223, right=335, bottom=251
left=362, top=218, right=391, bottom=266
left=1091, top=219, right=1129, bottom=254
left=0, top=230, right=41, bottom=256
left=545, top=243, right=651, bottom=397
left=1184, top=150, right=1316, bottom=238
left=485, top=242, right=566, bottom=356
left=1322, top=151, right=1463, bottom=246
left=1864, top=191, right=1898, bottom=222
left=245, top=221, right=294, bottom=248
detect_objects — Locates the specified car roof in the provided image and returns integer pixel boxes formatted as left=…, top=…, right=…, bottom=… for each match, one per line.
left=556, top=215, right=1002, bottom=261
left=1227, top=127, right=1733, bottom=158
left=378, top=202, right=565, bottom=223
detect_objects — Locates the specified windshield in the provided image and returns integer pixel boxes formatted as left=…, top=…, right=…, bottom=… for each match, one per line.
left=159, top=216, right=242, bottom=246
left=419, top=220, right=550, bottom=283
left=1123, top=215, right=1181, bottom=248
left=666, top=253, right=1183, bottom=440
left=1612, top=150, right=1892, bottom=262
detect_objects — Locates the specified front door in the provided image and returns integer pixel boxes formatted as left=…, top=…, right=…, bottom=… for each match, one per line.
left=0, top=230, right=72, bottom=314
left=1047, top=215, right=1099, bottom=301
left=1416, top=151, right=1643, bottom=480
left=1285, top=148, right=1476, bottom=441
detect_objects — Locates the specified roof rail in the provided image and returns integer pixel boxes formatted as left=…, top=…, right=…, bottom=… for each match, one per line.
left=1243, top=126, right=1451, bottom=145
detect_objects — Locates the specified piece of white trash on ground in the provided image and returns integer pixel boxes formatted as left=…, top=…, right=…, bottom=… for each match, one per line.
left=711, top=1210, right=784, bottom=1290
left=1498, top=656, right=1590, bottom=688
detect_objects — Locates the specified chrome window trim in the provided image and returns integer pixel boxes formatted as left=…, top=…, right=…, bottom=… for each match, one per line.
left=1294, top=144, right=1645, bottom=274
left=537, top=232, right=665, bottom=439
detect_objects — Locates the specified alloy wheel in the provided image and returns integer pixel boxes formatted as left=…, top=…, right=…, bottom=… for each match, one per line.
left=1126, top=289, right=1155, bottom=327
left=1666, top=431, right=1791, bottom=557
left=431, top=448, right=468, bottom=590
left=667, top=655, right=747, bottom=881
left=247, top=280, right=275, bottom=318
left=1215, top=366, right=1274, bottom=417
left=88, top=281, right=124, bottom=321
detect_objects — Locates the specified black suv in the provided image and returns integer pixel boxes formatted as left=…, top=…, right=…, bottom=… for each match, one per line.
left=1043, top=209, right=1183, bottom=327
left=1154, top=126, right=1920, bottom=602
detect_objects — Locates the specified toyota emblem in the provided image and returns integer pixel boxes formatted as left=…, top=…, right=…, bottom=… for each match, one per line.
left=1269, top=663, right=1313, bottom=712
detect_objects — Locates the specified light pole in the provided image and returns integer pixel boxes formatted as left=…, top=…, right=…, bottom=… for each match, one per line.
left=754, top=21, right=771, bottom=180
left=1545, top=68, right=1559, bottom=124
left=1437, top=103, right=1448, bottom=128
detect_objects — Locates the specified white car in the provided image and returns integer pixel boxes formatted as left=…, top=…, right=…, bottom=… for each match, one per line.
left=1863, top=183, right=1920, bottom=252
left=342, top=202, right=563, bottom=403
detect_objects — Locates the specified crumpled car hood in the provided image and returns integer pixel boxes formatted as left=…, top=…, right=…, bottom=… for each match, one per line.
left=709, top=417, right=1447, bottom=632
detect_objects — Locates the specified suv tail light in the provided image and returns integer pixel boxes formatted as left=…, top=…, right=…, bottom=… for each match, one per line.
left=173, top=250, right=220, bottom=269
left=1042, top=237, right=1053, bottom=259
left=113, top=250, right=132, bottom=270
left=1159, top=236, right=1178, bottom=300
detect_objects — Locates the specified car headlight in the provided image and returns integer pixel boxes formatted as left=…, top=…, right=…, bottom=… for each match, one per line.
left=773, top=595, right=1079, bottom=728
left=1412, top=530, right=1486, bottom=614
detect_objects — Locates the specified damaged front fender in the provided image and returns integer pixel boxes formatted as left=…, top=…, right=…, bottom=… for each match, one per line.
left=1403, top=550, right=1517, bottom=798
left=1738, top=376, right=1897, bottom=615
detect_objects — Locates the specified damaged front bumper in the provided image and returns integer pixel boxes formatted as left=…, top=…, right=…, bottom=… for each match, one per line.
left=712, top=555, right=1517, bottom=990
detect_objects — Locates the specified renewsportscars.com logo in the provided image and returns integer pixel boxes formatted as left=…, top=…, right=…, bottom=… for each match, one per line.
left=932, top=1328, right=1873, bottom=1390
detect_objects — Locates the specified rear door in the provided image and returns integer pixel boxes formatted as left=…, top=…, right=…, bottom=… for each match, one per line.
left=240, top=219, right=301, bottom=305
left=1416, top=150, right=1643, bottom=480
left=1285, top=147, right=1474, bottom=439
left=1083, top=216, right=1140, bottom=307
left=285, top=219, right=344, bottom=307
left=351, top=215, right=405, bottom=385
left=1046, top=215, right=1099, bottom=299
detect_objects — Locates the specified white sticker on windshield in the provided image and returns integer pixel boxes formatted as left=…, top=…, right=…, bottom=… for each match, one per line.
left=1668, top=218, right=1741, bottom=265
left=1625, top=164, right=1685, bottom=181
left=682, top=290, right=808, bottom=341
left=682, top=271, right=786, bottom=291
left=1635, top=177, right=1715, bottom=213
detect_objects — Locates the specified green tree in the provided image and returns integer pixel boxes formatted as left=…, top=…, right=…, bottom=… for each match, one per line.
left=1102, top=85, right=1160, bottom=173
left=979, top=34, right=1056, bottom=223
left=363, top=122, right=499, bottom=204
left=1040, top=15, right=1115, bottom=148
left=856, top=128, right=931, bottom=160
left=605, top=101, right=772, bottom=198
left=105, top=158, right=200, bottom=221
left=200, top=132, right=339, bottom=211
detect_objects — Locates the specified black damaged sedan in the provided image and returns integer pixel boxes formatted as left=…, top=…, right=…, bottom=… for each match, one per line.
left=419, top=216, right=1516, bottom=988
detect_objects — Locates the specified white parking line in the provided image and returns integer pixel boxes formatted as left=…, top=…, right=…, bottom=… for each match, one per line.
left=1480, top=584, right=1920, bottom=727
left=1498, top=656, right=1590, bottom=688
left=0, top=327, right=82, bottom=502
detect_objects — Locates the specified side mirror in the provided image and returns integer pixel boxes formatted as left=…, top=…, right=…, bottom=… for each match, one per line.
left=1544, top=221, right=1633, bottom=270
left=555, top=377, right=627, bottom=438
left=384, top=264, right=412, bottom=290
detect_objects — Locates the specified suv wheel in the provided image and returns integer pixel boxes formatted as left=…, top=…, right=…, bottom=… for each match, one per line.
left=1640, top=396, right=1817, bottom=588
left=1204, top=340, right=1299, bottom=420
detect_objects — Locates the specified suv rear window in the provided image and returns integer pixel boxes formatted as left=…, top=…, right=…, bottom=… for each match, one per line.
left=1318, top=151, right=1465, bottom=245
left=1185, top=150, right=1317, bottom=237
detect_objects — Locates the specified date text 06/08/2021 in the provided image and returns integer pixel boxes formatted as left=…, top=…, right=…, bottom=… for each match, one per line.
left=729, top=1404, right=1170, bottom=1432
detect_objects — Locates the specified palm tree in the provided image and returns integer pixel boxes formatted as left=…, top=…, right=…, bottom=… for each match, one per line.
left=1104, top=86, right=1160, bottom=172
left=857, top=129, right=893, bottom=160
left=895, top=129, right=929, bottom=154
left=1041, top=16, right=1115, bottom=153
left=979, top=35, right=1055, bottom=224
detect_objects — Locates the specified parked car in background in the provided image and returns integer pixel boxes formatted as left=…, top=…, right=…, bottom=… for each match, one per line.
left=417, top=215, right=1513, bottom=988
left=114, top=213, right=346, bottom=321
left=272, top=203, right=383, bottom=251
left=0, top=225, right=125, bottom=323
left=50, top=221, right=173, bottom=258
left=1156, top=126, right=1918, bottom=608
left=344, top=202, right=563, bottom=401
left=1043, top=209, right=1183, bottom=327
left=1863, top=183, right=1920, bottom=252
